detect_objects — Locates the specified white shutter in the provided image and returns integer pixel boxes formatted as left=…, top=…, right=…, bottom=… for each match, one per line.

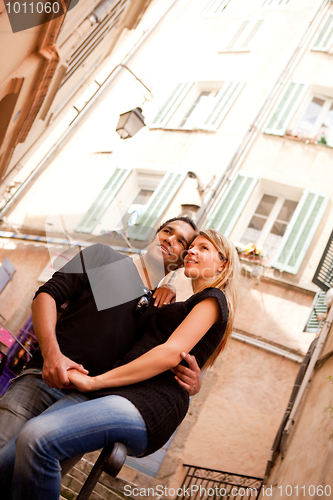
left=208, top=172, right=258, bottom=236
left=264, top=81, right=309, bottom=136
left=203, top=81, right=244, bottom=131
left=271, top=190, right=329, bottom=275
left=75, top=168, right=131, bottom=234
left=128, top=171, right=187, bottom=241
left=312, top=14, right=333, bottom=52
left=150, top=83, right=193, bottom=128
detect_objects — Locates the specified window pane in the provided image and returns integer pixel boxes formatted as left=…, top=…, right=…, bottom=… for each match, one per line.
left=264, top=232, right=283, bottom=259
left=241, top=227, right=262, bottom=245
left=318, top=103, right=333, bottom=144
left=131, top=189, right=154, bottom=206
left=241, top=216, right=266, bottom=245
left=294, top=97, right=325, bottom=135
left=270, top=221, right=288, bottom=237
left=127, top=189, right=154, bottom=226
left=248, top=215, right=267, bottom=231
left=255, top=194, right=277, bottom=216
left=276, top=199, right=298, bottom=222
left=180, top=91, right=211, bottom=128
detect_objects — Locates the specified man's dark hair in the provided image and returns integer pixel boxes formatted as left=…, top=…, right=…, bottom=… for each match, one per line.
left=156, top=216, right=198, bottom=234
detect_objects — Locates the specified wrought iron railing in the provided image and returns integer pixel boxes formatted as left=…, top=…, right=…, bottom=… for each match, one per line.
left=176, top=465, right=263, bottom=500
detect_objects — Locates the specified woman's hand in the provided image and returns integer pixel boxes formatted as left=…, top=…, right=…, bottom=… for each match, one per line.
left=67, top=369, right=96, bottom=392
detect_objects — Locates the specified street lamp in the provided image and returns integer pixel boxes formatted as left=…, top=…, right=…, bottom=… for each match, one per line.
left=116, top=107, right=146, bottom=140
left=114, top=64, right=153, bottom=140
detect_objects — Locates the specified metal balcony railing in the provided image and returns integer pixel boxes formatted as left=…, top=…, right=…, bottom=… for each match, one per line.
left=176, top=465, right=263, bottom=500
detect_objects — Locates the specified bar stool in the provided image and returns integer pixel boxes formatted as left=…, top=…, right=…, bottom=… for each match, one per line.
left=64, top=442, right=128, bottom=500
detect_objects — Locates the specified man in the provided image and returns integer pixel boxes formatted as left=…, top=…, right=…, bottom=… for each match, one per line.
left=0, top=216, right=201, bottom=450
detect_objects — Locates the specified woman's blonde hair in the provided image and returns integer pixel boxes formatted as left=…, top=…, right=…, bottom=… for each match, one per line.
left=195, top=229, right=240, bottom=368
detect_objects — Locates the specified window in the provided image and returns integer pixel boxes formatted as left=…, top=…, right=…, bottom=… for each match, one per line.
left=264, top=81, right=333, bottom=145
left=151, top=81, right=244, bottom=130
left=128, top=171, right=187, bottom=242
left=208, top=172, right=329, bottom=274
left=312, top=13, right=333, bottom=53
left=261, top=0, right=291, bottom=7
left=200, top=0, right=231, bottom=17
left=240, top=194, right=298, bottom=260
left=221, top=19, right=265, bottom=52
left=292, top=96, right=333, bottom=146
left=126, top=189, right=154, bottom=227
left=179, top=89, right=220, bottom=129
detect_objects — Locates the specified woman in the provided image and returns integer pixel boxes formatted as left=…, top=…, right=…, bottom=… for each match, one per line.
left=1, top=230, right=239, bottom=500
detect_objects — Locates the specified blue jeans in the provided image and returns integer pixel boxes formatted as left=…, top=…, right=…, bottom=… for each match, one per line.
left=0, top=371, right=148, bottom=500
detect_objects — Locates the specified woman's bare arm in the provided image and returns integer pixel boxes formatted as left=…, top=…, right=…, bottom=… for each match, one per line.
left=68, top=297, right=219, bottom=392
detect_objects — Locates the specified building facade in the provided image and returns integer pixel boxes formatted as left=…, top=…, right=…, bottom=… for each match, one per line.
left=1, top=0, right=333, bottom=498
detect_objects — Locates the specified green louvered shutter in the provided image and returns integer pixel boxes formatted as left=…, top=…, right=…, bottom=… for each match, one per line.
left=312, top=14, right=333, bottom=52
left=271, top=190, right=329, bottom=275
left=150, top=83, right=193, bottom=128
left=208, top=172, right=258, bottom=236
left=304, top=290, right=327, bottom=333
left=75, top=168, right=131, bottom=233
left=201, top=0, right=230, bottom=16
left=128, top=171, right=187, bottom=241
left=203, top=81, right=244, bottom=131
left=262, top=0, right=291, bottom=6
left=264, top=81, right=309, bottom=136
left=313, top=230, right=333, bottom=292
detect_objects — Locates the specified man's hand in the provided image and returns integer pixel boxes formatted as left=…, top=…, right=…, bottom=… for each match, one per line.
left=42, top=352, right=89, bottom=389
left=152, top=283, right=176, bottom=307
left=171, top=353, right=202, bottom=396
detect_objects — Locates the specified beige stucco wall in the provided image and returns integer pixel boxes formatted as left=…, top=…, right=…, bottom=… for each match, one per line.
left=178, top=340, right=299, bottom=478
left=1, top=1, right=332, bottom=497
left=259, top=321, right=333, bottom=499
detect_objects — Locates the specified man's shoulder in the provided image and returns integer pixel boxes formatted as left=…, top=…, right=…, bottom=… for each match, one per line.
left=82, top=243, right=129, bottom=269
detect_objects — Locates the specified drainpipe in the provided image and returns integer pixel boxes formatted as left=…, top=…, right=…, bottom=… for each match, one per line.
left=195, top=0, right=332, bottom=228
left=0, top=0, right=180, bottom=217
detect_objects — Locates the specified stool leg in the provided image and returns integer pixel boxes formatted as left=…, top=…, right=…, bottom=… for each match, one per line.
left=75, top=443, right=127, bottom=500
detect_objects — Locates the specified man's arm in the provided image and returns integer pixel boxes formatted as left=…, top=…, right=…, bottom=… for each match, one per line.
left=31, top=293, right=88, bottom=388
